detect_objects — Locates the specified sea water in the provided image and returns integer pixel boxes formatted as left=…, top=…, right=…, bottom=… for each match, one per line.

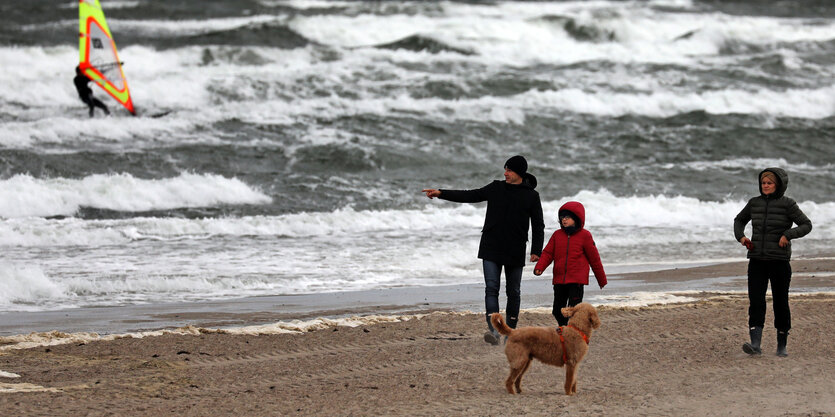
left=1, top=0, right=834, bottom=314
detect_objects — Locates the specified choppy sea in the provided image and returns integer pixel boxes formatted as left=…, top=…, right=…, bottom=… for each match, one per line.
left=1, top=0, right=834, bottom=315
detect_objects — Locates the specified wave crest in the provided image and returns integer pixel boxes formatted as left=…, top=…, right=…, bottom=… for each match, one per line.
left=0, top=173, right=271, bottom=218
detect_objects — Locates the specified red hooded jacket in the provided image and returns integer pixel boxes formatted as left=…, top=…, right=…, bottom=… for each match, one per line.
left=534, top=201, right=607, bottom=288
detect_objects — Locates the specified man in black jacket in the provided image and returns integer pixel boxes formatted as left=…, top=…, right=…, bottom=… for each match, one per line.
left=423, top=155, right=544, bottom=345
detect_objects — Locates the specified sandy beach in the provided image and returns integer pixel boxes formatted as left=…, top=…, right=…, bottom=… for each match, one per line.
left=2, top=260, right=835, bottom=416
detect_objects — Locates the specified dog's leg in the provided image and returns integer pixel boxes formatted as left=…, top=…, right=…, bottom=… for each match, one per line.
left=505, top=366, right=523, bottom=394
left=564, top=363, right=577, bottom=395
left=514, top=357, right=532, bottom=394
left=570, top=366, right=578, bottom=394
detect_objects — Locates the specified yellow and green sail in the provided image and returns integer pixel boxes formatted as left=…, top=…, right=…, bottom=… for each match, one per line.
left=78, top=0, right=135, bottom=115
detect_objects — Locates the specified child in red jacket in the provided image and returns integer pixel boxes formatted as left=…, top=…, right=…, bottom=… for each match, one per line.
left=534, top=201, right=607, bottom=326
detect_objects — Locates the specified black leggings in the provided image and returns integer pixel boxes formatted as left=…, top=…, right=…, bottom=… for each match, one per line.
left=81, top=94, right=109, bottom=117
left=553, top=283, right=584, bottom=326
left=747, top=259, right=792, bottom=331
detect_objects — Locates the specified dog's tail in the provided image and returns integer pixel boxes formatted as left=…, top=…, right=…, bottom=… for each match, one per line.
left=490, top=313, right=513, bottom=336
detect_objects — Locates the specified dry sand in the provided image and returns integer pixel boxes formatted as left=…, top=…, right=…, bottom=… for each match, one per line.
left=1, top=263, right=835, bottom=416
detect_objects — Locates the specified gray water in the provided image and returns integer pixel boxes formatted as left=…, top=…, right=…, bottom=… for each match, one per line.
left=0, top=0, right=833, bottom=314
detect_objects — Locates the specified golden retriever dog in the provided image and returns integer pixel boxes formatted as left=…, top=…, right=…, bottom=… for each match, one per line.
left=490, top=302, right=601, bottom=395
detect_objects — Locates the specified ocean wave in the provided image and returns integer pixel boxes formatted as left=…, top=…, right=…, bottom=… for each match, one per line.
left=516, top=85, right=835, bottom=119
left=288, top=2, right=835, bottom=66
left=2, top=190, right=832, bottom=247
left=0, top=172, right=271, bottom=218
left=533, top=14, right=617, bottom=43
left=227, top=83, right=835, bottom=123
left=0, top=263, right=64, bottom=308
left=671, top=158, right=835, bottom=174
left=181, top=22, right=309, bottom=49
left=548, top=157, right=835, bottom=177
left=108, top=15, right=283, bottom=37
left=374, top=34, right=473, bottom=55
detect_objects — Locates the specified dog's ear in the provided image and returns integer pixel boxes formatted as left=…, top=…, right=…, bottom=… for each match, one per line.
left=561, top=306, right=575, bottom=318
left=590, top=311, right=601, bottom=329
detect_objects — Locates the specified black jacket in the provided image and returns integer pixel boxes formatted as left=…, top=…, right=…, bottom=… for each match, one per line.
left=74, top=74, right=92, bottom=98
left=734, top=168, right=812, bottom=261
left=440, top=179, right=544, bottom=266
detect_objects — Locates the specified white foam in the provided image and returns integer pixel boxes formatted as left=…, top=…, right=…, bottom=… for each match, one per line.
left=58, top=0, right=139, bottom=9
left=1, top=190, right=832, bottom=246
left=0, top=371, right=20, bottom=378
left=0, top=327, right=204, bottom=352
left=21, top=15, right=283, bottom=37
left=549, top=158, right=835, bottom=178
left=0, top=264, right=64, bottom=307
left=227, top=83, right=835, bottom=125
left=225, top=313, right=439, bottom=335
left=260, top=0, right=354, bottom=9
left=0, top=382, right=61, bottom=393
left=671, top=158, right=835, bottom=175
left=593, top=292, right=698, bottom=307
left=0, top=313, right=465, bottom=352
left=110, top=15, right=284, bottom=36
left=289, top=1, right=835, bottom=65
left=0, top=172, right=271, bottom=218
left=0, top=189, right=829, bottom=313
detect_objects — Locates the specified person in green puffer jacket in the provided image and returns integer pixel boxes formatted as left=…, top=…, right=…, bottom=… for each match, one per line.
left=734, top=168, right=812, bottom=357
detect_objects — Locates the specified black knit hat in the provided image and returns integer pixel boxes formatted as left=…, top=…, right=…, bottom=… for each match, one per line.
left=504, top=155, right=527, bottom=176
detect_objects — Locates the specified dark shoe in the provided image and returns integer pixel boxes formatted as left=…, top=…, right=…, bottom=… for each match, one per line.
left=483, top=330, right=500, bottom=345
left=776, top=331, right=788, bottom=357
left=742, top=326, right=762, bottom=355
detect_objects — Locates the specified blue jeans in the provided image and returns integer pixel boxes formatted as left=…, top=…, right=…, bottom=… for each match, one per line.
left=483, top=260, right=523, bottom=331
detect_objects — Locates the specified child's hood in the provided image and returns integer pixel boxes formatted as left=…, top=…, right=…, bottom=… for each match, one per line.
left=559, top=201, right=585, bottom=230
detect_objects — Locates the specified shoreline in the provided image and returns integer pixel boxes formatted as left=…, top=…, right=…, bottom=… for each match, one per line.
left=0, top=257, right=833, bottom=353
left=1, top=257, right=834, bottom=338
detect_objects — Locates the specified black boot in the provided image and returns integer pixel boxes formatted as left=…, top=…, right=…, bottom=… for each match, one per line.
left=776, top=331, right=788, bottom=357
left=742, top=326, right=762, bottom=355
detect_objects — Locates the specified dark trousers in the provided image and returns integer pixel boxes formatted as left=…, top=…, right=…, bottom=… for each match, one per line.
left=553, top=283, right=584, bottom=326
left=483, top=260, right=522, bottom=331
left=81, top=93, right=109, bottom=117
left=747, top=259, right=792, bottom=331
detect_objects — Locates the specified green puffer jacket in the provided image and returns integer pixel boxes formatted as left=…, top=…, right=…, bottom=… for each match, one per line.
left=733, top=168, right=812, bottom=261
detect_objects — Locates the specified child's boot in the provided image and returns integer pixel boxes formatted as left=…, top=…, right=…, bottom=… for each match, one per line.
left=776, top=330, right=788, bottom=357
left=742, top=326, right=762, bottom=355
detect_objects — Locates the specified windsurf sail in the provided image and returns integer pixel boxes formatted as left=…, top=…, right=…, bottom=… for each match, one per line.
left=78, top=0, right=135, bottom=115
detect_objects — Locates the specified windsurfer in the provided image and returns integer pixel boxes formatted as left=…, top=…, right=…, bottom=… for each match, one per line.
left=74, top=66, right=110, bottom=117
